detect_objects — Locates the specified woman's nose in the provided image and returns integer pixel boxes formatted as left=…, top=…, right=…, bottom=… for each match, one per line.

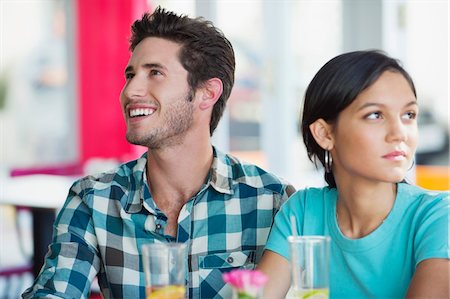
left=386, top=118, right=408, bottom=143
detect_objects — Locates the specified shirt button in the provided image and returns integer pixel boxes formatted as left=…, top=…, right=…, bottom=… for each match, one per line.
left=155, top=224, right=162, bottom=230
left=226, top=257, right=234, bottom=264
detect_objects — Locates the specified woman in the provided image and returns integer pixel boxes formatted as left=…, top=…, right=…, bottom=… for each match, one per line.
left=258, top=50, right=449, bottom=298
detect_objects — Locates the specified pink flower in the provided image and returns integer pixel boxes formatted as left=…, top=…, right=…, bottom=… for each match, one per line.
left=222, top=269, right=268, bottom=298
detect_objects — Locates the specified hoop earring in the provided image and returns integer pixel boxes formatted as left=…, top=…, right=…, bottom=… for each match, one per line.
left=324, top=150, right=333, bottom=173
left=408, top=159, right=415, bottom=171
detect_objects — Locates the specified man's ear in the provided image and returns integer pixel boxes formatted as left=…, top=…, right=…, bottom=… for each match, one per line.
left=198, top=78, right=223, bottom=110
left=309, top=119, right=334, bottom=150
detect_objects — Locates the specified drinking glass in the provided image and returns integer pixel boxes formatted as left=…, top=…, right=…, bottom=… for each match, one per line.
left=288, top=236, right=330, bottom=299
left=141, top=242, right=187, bottom=299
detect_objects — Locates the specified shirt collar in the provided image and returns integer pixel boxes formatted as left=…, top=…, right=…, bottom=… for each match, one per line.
left=209, top=146, right=234, bottom=195
left=124, top=146, right=234, bottom=213
left=123, top=152, right=148, bottom=214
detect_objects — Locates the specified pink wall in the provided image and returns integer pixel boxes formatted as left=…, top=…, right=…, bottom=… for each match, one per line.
left=76, top=0, right=149, bottom=163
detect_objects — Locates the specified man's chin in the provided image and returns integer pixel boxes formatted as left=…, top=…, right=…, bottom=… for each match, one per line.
left=126, top=135, right=161, bottom=149
left=126, top=135, right=146, bottom=147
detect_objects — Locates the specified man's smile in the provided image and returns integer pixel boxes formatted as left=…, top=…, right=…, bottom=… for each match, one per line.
left=129, top=107, right=156, bottom=118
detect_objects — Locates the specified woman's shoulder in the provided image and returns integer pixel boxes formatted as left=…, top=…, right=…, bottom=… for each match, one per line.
left=399, top=183, right=449, bottom=204
left=290, top=186, right=337, bottom=200
left=282, top=186, right=337, bottom=212
left=397, top=183, right=449, bottom=220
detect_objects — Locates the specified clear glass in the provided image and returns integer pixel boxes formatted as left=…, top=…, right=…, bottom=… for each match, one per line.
left=288, top=236, right=330, bottom=299
left=231, top=288, right=263, bottom=299
left=141, top=242, right=187, bottom=299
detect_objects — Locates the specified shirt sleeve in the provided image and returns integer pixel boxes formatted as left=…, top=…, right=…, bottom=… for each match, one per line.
left=264, top=190, right=305, bottom=260
left=414, top=191, right=450, bottom=265
left=22, top=181, right=101, bottom=299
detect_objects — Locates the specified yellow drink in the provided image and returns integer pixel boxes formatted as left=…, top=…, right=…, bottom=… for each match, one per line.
left=290, top=288, right=329, bottom=299
left=146, top=285, right=185, bottom=299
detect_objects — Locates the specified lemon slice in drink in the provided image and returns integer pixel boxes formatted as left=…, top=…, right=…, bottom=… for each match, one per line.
left=292, top=289, right=329, bottom=299
left=147, top=285, right=185, bottom=299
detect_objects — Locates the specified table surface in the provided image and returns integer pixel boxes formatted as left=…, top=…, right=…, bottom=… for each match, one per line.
left=0, top=174, right=76, bottom=209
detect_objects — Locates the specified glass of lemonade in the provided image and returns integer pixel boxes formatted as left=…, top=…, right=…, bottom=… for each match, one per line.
left=288, top=236, right=330, bottom=299
left=141, top=242, right=187, bottom=299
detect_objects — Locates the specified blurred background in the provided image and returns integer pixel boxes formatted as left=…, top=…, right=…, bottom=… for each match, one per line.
left=0, top=0, right=448, bottom=297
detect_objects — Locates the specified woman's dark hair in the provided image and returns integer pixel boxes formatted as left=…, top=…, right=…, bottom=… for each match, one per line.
left=129, top=7, right=235, bottom=135
left=301, top=50, right=416, bottom=188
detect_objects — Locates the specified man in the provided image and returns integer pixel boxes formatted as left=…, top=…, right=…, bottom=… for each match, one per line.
left=23, top=7, right=294, bottom=298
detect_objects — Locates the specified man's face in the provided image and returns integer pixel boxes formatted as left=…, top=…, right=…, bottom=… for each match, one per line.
left=120, top=37, right=195, bottom=149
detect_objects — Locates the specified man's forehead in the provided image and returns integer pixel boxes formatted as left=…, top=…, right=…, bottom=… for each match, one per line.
left=125, top=41, right=189, bottom=78
left=128, top=37, right=181, bottom=64
left=132, top=37, right=181, bottom=55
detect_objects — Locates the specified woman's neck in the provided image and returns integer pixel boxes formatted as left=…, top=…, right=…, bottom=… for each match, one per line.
left=335, top=181, right=397, bottom=239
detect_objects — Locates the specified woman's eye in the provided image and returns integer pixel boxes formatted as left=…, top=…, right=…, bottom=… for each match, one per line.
left=402, top=111, right=417, bottom=120
left=366, top=112, right=381, bottom=120
left=125, top=73, right=134, bottom=80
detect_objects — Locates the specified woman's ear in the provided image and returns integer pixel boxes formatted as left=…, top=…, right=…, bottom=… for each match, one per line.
left=309, top=119, right=334, bottom=150
left=198, top=78, right=223, bottom=110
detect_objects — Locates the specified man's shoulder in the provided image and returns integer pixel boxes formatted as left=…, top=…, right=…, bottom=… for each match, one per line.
left=222, top=152, right=295, bottom=195
left=72, top=156, right=146, bottom=194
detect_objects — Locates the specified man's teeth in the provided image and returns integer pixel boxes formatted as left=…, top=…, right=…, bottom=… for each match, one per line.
left=129, top=108, right=155, bottom=117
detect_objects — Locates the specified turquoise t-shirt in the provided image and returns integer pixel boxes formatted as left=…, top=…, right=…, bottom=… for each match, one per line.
left=265, top=183, right=449, bottom=298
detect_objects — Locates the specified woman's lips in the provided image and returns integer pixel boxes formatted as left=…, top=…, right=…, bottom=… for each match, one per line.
left=382, top=150, right=406, bottom=160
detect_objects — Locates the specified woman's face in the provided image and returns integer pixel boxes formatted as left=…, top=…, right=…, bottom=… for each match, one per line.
left=330, top=70, right=419, bottom=185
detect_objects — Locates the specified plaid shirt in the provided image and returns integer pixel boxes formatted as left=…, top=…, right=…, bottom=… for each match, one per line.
left=22, top=147, right=295, bottom=299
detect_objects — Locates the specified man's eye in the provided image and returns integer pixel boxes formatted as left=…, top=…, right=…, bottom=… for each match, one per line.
left=150, top=69, right=162, bottom=76
left=125, top=73, right=134, bottom=80
left=366, top=112, right=381, bottom=120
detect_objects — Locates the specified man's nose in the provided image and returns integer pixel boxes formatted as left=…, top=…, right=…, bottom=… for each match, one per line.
left=124, top=74, right=147, bottom=98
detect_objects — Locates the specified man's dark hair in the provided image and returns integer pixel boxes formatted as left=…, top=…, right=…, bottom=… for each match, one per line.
left=301, top=50, right=416, bottom=188
left=129, top=6, right=235, bottom=135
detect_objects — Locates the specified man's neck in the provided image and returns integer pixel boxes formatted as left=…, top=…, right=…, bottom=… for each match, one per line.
left=146, top=142, right=214, bottom=205
left=145, top=141, right=214, bottom=238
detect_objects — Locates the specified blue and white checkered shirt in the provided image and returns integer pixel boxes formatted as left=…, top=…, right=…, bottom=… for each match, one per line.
left=22, top=147, right=295, bottom=298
